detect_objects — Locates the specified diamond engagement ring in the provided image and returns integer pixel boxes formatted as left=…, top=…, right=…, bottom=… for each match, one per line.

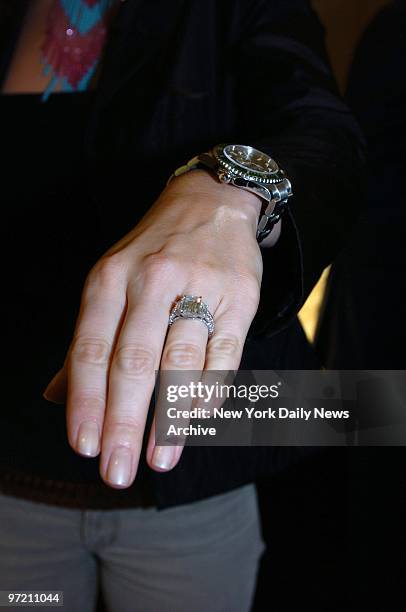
left=168, top=295, right=215, bottom=337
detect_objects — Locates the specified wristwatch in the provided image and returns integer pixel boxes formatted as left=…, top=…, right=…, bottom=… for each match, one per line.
left=169, top=144, right=293, bottom=244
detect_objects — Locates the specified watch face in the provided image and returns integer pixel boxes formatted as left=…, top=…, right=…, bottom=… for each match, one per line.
left=223, top=145, right=278, bottom=175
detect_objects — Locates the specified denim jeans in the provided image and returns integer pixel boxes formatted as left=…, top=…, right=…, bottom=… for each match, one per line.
left=0, top=484, right=264, bottom=611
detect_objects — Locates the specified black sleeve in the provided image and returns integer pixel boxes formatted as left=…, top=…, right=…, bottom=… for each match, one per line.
left=346, top=0, right=406, bottom=208
left=233, top=0, right=366, bottom=339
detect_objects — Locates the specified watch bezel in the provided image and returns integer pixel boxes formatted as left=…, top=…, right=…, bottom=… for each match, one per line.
left=213, top=143, right=284, bottom=185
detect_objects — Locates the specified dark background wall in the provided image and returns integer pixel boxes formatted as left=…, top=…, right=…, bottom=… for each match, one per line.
left=299, top=1, right=391, bottom=341
left=313, top=0, right=391, bottom=90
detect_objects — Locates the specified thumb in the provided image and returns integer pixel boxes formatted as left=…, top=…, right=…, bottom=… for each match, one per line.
left=43, top=367, right=67, bottom=404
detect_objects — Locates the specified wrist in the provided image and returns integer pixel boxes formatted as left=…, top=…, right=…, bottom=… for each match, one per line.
left=169, top=144, right=292, bottom=247
left=168, top=167, right=262, bottom=224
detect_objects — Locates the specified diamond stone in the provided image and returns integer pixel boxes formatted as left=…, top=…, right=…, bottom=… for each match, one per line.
left=181, top=296, right=204, bottom=316
left=169, top=295, right=215, bottom=337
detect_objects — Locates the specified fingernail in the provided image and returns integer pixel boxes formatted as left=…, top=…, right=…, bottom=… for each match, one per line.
left=42, top=390, right=65, bottom=405
left=76, top=421, right=100, bottom=457
left=43, top=371, right=65, bottom=404
left=43, top=389, right=57, bottom=403
left=151, top=445, right=177, bottom=470
left=106, top=447, right=132, bottom=486
left=43, top=381, right=57, bottom=402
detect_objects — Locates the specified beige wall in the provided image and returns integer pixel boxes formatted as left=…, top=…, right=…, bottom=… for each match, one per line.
left=312, top=0, right=391, bottom=90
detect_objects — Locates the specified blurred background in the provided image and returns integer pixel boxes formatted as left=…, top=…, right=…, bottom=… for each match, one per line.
left=255, top=2, right=406, bottom=610
left=300, top=0, right=391, bottom=342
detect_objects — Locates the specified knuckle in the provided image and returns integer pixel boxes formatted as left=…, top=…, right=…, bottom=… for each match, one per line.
left=208, top=334, right=242, bottom=358
left=239, top=272, right=261, bottom=296
left=233, top=276, right=261, bottom=311
left=70, top=394, right=105, bottom=417
left=87, top=254, right=127, bottom=295
left=107, top=417, right=144, bottom=436
left=113, top=346, right=156, bottom=378
left=240, top=294, right=260, bottom=317
left=190, top=261, right=217, bottom=283
left=143, top=252, right=178, bottom=282
left=163, top=342, right=204, bottom=368
left=71, top=337, right=111, bottom=365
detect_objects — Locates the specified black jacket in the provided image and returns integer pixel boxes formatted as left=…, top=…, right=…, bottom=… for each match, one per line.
left=0, top=0, right=365, bottom=509
left=316, top=0, right=406, bottom=369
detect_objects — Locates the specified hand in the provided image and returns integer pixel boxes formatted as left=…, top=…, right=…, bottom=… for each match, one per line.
left=43, top=169, right=271, bottom=488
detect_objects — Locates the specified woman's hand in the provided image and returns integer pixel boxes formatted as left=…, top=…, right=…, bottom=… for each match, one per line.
left=44, top=169, right=273, bottom=489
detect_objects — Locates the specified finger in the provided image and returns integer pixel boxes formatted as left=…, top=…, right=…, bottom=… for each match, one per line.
left=148, top=294, right=218, bottom=472
left=147, top=360, right=203, bottom=473
left=197, top=296, right=258, bottom=417
left=145, top=418, right=184, bottom=472
left=147, top=295, right=255, bottom=463
left=190, top=368, right=237, bottom=419
left=99, top=287, right=172, bottom=488
left=66, top=261, right=127, bottom=458
left=204, top=296, right=257, bottom=372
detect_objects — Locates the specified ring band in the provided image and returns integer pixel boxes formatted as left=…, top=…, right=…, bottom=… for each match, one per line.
left=168, top=295, right=215, bottom=337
